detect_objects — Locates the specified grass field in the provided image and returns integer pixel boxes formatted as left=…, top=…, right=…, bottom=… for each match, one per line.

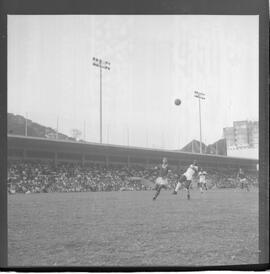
left=8, top=188, right=258, bottom=267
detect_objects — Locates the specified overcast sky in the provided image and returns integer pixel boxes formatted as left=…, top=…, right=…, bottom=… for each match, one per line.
left=8, top=15, right=258, bottom=149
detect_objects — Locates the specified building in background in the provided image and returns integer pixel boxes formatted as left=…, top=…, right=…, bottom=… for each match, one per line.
left=223, top=120, right=258, bottom=159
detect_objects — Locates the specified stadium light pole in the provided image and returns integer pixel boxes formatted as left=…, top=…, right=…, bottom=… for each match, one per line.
left=92, top=57, right=111, bottom=144
left=194, top=91, right=206, bottom=154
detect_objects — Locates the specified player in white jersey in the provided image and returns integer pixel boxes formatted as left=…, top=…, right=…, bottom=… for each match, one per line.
left=198, top=169, right=207, bottom=193
left=172, top=160, right=199, bottom=200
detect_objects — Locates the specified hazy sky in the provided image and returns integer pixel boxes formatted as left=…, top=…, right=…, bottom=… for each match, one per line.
left=8, top=15, right=258, bottom=149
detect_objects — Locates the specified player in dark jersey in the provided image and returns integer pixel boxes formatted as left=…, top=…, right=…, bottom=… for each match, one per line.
left=152, top=157, right=170, bottom=200
left=237, top=168, right=249, bottom=191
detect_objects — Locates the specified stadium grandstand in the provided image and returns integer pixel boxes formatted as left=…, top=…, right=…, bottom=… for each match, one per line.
left=8, top=134, right=258, bottom=194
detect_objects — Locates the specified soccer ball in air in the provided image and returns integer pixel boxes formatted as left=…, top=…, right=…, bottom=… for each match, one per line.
left=174, top=98, right=181, bottom=106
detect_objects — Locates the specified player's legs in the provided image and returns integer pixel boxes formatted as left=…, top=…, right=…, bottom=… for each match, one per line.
left=153, top=184, right=162, bottom=200
left=241, top=180, right=244, bottom=189
left=172, top=175, right=186, bottom=194
left=173, top=182, right=181, bottom=194
left=153, top=177, right=168, bottom=200
left=154, top=183, right=159, bottom=191
left=186, top=180, right=191, bottom=199
left=244, top=179, right=249, bottom=191
left=199, top=182, right=203, bottom=193
left=153, top=184, right=166, bottom=200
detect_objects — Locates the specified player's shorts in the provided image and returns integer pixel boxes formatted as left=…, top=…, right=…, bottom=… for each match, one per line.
left=156, top=177, right=168, bottom=186
left=179, top=174, right=187, bottom=183
left=178, top=175, right=191, bottom=189
left=240, top=178, right=247, bottom=184
left=183, top=180, right=192, bottom=189
left=198, top=182, right=203, bottom=188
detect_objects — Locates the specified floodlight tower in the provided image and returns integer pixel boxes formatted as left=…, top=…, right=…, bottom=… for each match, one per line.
left=92, top=57, right=111, bottom=144
left=194, top=91, right=206, bottom=154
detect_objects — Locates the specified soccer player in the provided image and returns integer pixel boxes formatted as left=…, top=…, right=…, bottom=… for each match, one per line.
left=172, top=160, right=199, bottom=200
left=152, top=157, right=170, bottom=200
left=237, top=168, right=249, bottom=191
left=198, top=168, right=207, bottom=193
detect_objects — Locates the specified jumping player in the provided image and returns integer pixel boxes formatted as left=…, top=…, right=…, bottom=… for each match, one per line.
left=198, top=168, right=207, bottom=193
left=172, top=160, right=199, bottom=199
left=237, top=168, right=249, bottom=191
left=152, top=157, right=170, bottom=200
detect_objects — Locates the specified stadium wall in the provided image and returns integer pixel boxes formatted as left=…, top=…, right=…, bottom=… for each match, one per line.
left=8, top=135, right=258, bottom=170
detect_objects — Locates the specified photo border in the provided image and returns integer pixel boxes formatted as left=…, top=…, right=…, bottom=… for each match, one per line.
left=0, top=0, right=269, bottom=271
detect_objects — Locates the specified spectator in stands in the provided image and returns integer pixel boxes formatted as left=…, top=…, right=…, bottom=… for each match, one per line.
left=7, top=160, right=258, bottom=194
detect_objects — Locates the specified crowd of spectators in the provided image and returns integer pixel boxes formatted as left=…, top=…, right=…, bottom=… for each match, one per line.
left=7, top=160, right=258, bottom=194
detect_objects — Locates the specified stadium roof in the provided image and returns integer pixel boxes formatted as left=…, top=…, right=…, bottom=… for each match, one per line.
left=8, top=134, right=258, bottom=163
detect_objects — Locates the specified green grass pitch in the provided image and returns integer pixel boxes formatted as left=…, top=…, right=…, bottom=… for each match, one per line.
left=8, top=188, right=258, bottom=266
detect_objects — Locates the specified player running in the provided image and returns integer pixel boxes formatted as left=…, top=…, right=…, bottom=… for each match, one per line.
left=198, top=168, right=207, bottom=193
left=152, top=157, right=171, bottom=200
left=172, top=160, right=199, bottom=199
left=237, top=168, right=249, bottom=191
